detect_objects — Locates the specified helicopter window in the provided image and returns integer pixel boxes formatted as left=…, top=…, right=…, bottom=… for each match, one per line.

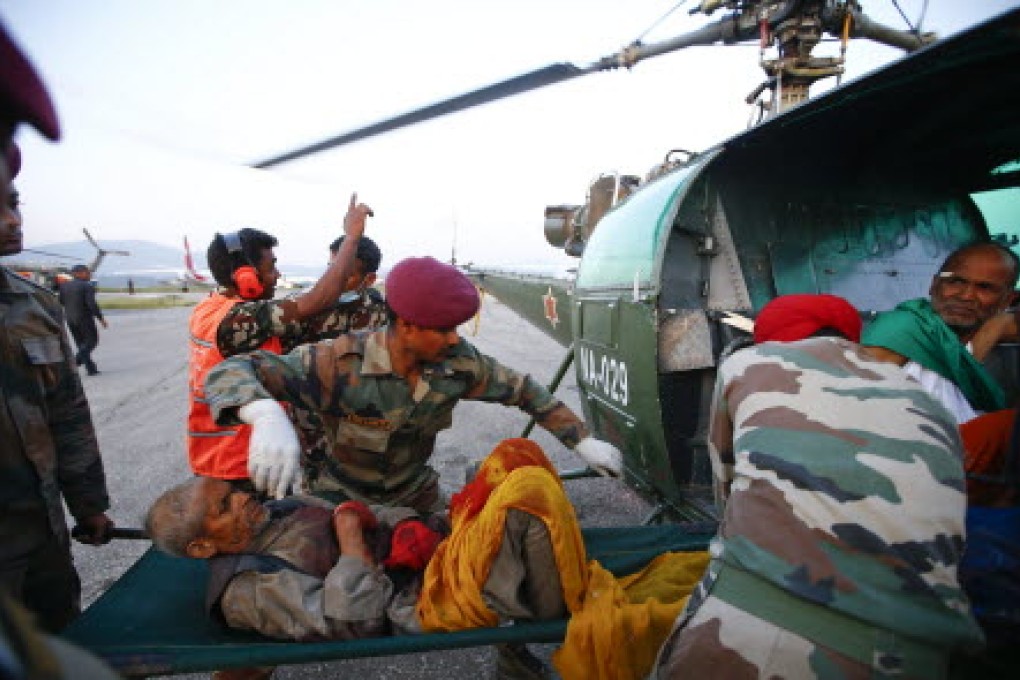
left=991, top=160, right=1020, bottom=175
left=973, top=188, right=1020, bottom=262
left=575, top=162, right=706, bottom=290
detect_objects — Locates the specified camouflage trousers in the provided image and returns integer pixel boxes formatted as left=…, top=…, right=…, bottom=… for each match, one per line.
left=0, top=508, right=80, bottom=633
left=306, top=464, right=447, bottom=514
left=655, top=567, right=949, bottom=679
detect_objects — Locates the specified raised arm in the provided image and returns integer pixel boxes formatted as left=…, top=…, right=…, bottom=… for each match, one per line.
left=216, top=195, right=373, bottom=356
left=292, top=193, right=373, bottom=319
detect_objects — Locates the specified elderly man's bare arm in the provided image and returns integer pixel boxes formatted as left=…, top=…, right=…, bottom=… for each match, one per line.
left=968, top=310, right=1020, bottom=362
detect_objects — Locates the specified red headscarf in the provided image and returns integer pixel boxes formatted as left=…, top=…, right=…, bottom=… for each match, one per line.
left=753, top=294, right=862, bottom=344
left=450, top=438, right=557, bottom=522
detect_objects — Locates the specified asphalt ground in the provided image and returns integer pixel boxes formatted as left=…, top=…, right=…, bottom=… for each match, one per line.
left=70, top=293, right=653, bottom=679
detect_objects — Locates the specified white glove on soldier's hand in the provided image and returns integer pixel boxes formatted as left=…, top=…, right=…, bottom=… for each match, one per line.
left=573, top=437, right=623, bottom=478
left=238, top=399, right=302, bottom=499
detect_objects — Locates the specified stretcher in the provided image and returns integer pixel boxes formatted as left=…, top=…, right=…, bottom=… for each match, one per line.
left=62, top=523, right=715, bottom=677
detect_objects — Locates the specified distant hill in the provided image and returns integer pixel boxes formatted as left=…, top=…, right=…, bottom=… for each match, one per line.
left=12, top=239, right=196, bottom=270
left=3, top=238, right=325, bottom=288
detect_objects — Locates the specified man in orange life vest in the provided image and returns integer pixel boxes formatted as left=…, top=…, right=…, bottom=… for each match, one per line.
left=187, top=194, right=373, bottom=489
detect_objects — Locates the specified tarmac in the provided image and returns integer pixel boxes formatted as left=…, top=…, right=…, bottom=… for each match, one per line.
left=71, top=293, right=653, bottom=679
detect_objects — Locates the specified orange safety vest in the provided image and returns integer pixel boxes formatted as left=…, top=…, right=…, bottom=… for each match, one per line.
left=187, top=293, right=282, bottom=479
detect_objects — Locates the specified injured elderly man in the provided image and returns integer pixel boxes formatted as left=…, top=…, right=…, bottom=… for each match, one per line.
left=146, top=439, right=708, bottom=680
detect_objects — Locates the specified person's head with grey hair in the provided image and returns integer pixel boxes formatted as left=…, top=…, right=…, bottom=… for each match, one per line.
left=146, top=477, right=270, bottom=559
left=144, top=478, right=209, bottom=557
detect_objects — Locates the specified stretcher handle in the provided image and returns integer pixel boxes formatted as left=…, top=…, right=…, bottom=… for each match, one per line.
left=72, top=525, right=150, bottom=542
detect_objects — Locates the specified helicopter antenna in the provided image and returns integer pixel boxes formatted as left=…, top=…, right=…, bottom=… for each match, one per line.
left=450, top=211, right=458, bottom=266
left=633, top=0, right=692, bottom=44
left=890, top=0, right=929, bottom=36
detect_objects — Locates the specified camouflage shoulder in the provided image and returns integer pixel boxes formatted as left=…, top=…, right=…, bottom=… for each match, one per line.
left=447, top=336, right=480, bottom=359
left=319, top=328, right=372, bottom=356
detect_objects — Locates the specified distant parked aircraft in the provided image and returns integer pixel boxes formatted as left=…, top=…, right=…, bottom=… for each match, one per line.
left=183, top=236, right=209, bottom=282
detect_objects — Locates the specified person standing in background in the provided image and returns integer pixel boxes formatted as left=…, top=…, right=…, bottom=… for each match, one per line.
left=58, top=263, right=107, bottom=376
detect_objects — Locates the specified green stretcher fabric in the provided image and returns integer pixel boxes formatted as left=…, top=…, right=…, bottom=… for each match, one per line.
left=62, top=524, right=715, bottom=677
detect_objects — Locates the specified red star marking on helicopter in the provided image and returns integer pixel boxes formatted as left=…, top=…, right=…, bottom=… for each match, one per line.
left=543, top=286, right=559, bottom=328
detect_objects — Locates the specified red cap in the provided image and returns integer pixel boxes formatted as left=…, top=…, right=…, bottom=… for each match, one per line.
left=382, top=519, right=443, bottom=572
left=0, top=21, right=60, bottom=141
left=386, top=257, right=479, bottom=329
left=753, top=294, right=862, bottom=344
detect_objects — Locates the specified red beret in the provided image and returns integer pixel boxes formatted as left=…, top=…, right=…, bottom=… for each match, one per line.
left=753, top=294, right=862, bottom=344
left=386, top=256, right=479, bottom=329
left=0, top=21, right=60, bottom=141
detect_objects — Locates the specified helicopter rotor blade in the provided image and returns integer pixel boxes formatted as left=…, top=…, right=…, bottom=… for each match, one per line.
left=251, top=4, right=926, bottom=169
left=20, top=248, right=80, bottom=261
left=107, top=249, right=131, bottom=256
left=252, top=13, right=745, bottom=169
left=82, top=228, right=100, bottom=249
left=254, top=63, right=598, bottom=169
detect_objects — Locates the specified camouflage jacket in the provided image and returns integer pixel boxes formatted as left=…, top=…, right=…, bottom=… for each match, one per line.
left=214, top=497, right=423, bottom=641
left=0, top=267, right=109, bottom=542
left=701, top=337, right=983, bottom=649
left=205, top=328, right=587, bottom=504
left=216, top=288, right=388, bottom=357
left=214, top=288, right=389, bottom=484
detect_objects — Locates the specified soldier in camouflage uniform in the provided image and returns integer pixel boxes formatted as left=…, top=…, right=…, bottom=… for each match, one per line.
left=654, top=294, right=984, bottom=679
left=186, top=195, right=377, bottom=485
left=217, top=234, right=387, bottom=355
left=0, top=56, right=113, bottom=633
left=204, top=256, right=623, bottom=509
left=285, top=235, right=390, bottom=494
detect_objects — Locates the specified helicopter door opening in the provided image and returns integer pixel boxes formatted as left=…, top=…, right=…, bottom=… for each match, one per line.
left=655, top=174, right=753, bottom=510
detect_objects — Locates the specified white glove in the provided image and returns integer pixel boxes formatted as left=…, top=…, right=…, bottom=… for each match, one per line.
left=573, top=437, right=623, bottom=478
left=238, top=399, right=302, bottom=499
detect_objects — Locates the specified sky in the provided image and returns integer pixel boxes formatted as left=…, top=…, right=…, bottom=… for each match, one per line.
left=2, top=0, right=1017, bottom=275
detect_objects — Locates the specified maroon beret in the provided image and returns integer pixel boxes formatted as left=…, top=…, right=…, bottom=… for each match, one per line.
left=386, top=256, right=479, bottom=329
left=0, top=21, right=60, bottom=141
left=754, top=294, right=862, bottom=344
left=5, top=140, right=20, bottom=179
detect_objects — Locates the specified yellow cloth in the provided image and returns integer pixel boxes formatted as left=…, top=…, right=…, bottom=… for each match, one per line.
left=554, top=550, right=710, bottom=680
left=416, top=439, right=709, bottom=680
left=417, top=465, right=589, bottom=630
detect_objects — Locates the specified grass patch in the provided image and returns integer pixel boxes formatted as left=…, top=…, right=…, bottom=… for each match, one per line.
left=100, top=295, right=197, bottom=309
